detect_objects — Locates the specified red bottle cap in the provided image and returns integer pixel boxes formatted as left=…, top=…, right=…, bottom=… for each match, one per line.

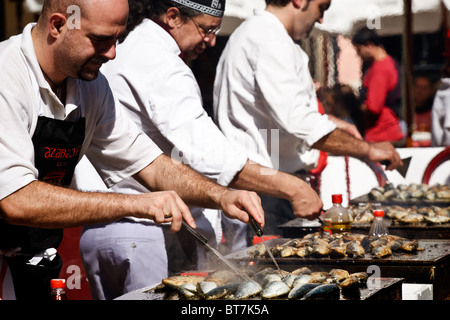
left=331, top=194, right=343, bottom=204
left=50, top=279, right=66, bottom=289
left=373, top=210, right=385, bottom=217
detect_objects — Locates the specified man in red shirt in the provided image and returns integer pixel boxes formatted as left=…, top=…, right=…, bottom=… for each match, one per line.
left=352, top=27, right=405, bottom=144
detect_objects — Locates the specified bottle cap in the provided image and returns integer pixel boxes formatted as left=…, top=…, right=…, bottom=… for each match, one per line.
left=331, top=194, right=343, bottom=204
left=51, top=279, right=66, bottom=289
left=373, top=210, right=385, bottom=217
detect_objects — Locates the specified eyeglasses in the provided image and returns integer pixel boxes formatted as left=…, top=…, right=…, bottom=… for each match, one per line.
left=190, top=17, right=221, bottom=38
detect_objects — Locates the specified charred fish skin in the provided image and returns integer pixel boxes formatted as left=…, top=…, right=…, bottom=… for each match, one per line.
left=292, top=274, right=313, bottom=287
left=204, top=282, right=239, bottom=300
left=249, top=243, right=266, bottom=257
left=309, top=272, right=329, bottom=283
left=346, top=241, right=365, bottom=258
left=400, top=239, right=418, bottom=252
left=350, top=272, right=369, bottom=285
left=330, top=239, right=348, bottom=257
left=260, top=281, right=291, bottom=299
left=288, top=282, right=322, bottom=300
left=291, top=267, right=312, bottom=276
left=280, top=245, right=299, bottom=258
left=329, top=269, right=350, bottom=283
left=339, top=276, right=359, bottom=290
left=178, top=283, right=199, bottom=300
left=251, top=268, right=276, bottom=285
left=261, top=274, right=283, bottom=286
left=162, top=275, right=205, bottom=290
left=282, top=274, right=298, bottom=288
left=399, top=213, right=424, bottom=224
left=424, top=215, right=450, bottom=224
left=312, top=238, right=331, bottom=257
left=296, top=246, right=313, bottom=257
left=369, top=188, right=386, bottom=201
left=387, top=239, right=403, bottom=252
left=234, top=280, right=262, bottom=299
left=197, top=281, right=218, bottom=298
left=373, top=244, right=392, bottom=259
left=300, top=284, right=340, bottom=300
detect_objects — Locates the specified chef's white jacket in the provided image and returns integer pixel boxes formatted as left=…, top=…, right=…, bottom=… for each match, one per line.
left=432, top=78, right=450, bottom=147
left=102, top=18, right=247, bottom=191
left=213, top=10, right=336, bottom=174
left=74, top=19, right=248, bottom=244
left=0, top=23, right=163, bottom=201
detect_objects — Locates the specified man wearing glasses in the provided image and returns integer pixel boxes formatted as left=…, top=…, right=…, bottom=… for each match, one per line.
left=74, top=0, right=323, bottom=299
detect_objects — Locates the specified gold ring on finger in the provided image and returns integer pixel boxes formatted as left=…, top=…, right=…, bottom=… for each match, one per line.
left=163, top=212, right=173, bottom=219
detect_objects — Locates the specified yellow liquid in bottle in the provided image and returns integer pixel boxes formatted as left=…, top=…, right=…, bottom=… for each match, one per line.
left=323, top=220, right=351, bottom=235
left=329, top=222, right=351, bottom=234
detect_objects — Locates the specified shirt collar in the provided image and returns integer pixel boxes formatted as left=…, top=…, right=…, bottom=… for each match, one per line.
left=20, top=23, right=54, bottom=93
left=254, top=9, right=294, bottom=42
left=20, top=23, right=82, bottom=118
left=147, top=18, right=184, bottom=60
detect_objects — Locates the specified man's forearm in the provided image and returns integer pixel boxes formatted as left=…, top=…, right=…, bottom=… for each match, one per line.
left=135, top=154, right=228, bottom=209
left=228, top=161, right=323, bottom=220
left=312, top=128, right=370, bottom=159
left=0, top=181, right=132, bottom=228
left=135, top=155, right=265, bottom=226
left=312, top=128, right=402, bottom=170
left=229, top=161, right=300, bottom=201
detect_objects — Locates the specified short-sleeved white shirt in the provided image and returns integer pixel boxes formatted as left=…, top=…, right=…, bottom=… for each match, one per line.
left=432, top=78, right=450, bottom=147
left=0, top=23, right=162, bottom=200
left=213, top=10, right=336, bottom=174
left=101, top=19, right=248, bottom=190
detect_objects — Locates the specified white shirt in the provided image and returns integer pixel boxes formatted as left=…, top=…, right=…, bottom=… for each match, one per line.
left=101, top=18, right=248, bottom=192
left=213, top=10, right=336, bottom=174
left=74, top=19, right=247, bottom=233
left=432, top=78, right=450, bottom=147
left=0, top=23, right=162, bottom=200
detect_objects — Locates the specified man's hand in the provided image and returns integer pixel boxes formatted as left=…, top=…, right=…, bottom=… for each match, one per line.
left=289, top=181, right=323, bottom=220
left=367, top=142, right=403, bottom=170
left=133, top=190, right=196, bottom=233
left=218, top=190, right=265, bottom=229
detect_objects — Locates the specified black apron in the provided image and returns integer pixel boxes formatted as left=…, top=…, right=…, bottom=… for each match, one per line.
left=0, top=115, right=85, bottom=300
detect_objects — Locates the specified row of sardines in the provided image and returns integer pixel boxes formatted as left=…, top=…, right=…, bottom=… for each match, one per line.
left=250, top=232, right=420, bottom=259
left=156, top=267, right=368, bottom=300
left=349, top=203, right=450, bottom=225
left=368, top=183, right=450, bottom=202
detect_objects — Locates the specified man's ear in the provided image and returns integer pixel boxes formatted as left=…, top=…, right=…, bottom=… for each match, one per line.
left=166, top=7, right=184, bottom=29
left=48, top=13, right=67, bottom=38
left=293, top=0, right=309, bottom=10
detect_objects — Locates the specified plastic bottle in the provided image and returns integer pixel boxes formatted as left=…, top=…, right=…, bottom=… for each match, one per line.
left=369, top=210, right=389, bottom=237
left=321, top=194, right=351, bottom=235
left=50, top=279, right=68, bottom=300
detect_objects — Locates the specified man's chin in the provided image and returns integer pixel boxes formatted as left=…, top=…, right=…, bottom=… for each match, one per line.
left=78, top=70, right=100, bottom=81
left=183, top=51, right=200, bottom=63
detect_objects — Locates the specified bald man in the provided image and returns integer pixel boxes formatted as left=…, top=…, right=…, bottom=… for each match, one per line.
left=0, top=0, right=263, bottom=299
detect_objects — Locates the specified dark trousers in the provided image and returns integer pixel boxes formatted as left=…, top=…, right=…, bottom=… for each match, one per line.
left=7, top=254, right=62, bottom=300
left=258, top=194, right=294, bottom=236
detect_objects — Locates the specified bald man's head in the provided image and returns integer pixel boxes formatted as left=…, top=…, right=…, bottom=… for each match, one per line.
left=33, top=0, right=129, bottom=83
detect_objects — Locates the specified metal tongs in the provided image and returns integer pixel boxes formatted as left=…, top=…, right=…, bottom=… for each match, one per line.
left=182, top=221, right=252, bottom=281
left=248, top=215, right=284, bottom=278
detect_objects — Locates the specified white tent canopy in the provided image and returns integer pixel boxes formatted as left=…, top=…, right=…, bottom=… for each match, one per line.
left=317, top=0, right=450, bottom=36
left=26, top=0, right=449, bottom=36
left=221, top=0, right=450, bottom=36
